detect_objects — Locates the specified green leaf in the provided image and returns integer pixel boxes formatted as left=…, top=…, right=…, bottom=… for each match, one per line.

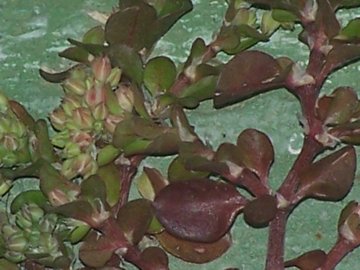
left=179, top=75, right=218, bottom=104
left=108, top=44, right=144, bottom=85
left=167, top=156, right=209, bottom=183
left=10, top=190, right=48, bottom=214
left=271, top=9, right=297, bottom=23
left=8, top=100, right=36, bottom=130
left=117, top=199, right=153, bottom=244
left=34, top=120, right=56, bottom=162
left=0, top=259, right=19, bottom=270
left=97, top=163, right=121, bottom=207
left=67, top=38, right=106, bottom=56
left=337, top=18, right=360, bottom=41
left=144, top=56, right=177, bottom=95
left=82, top=25, right=105, bottom=45
left=80, top=175, right=107, bottom=204
left=58, top=47, right=89, bottom=63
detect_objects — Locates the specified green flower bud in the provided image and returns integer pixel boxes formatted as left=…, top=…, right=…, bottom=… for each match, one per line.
left=92, top=102, right=108, bottom=121
left=63, top=141, right=81, bottom=159
left=51, top=130, right=70, bottom=148
left=49, top=107, right=66, bottom=131
left=40, top=232, right=59, bottom=254
left=15, top=211, right=33, bottom=230
left=0, top=177, right=12, bottom=196
left=21, top=203, right=44, bottom=224
left=71, top=108, right=94, bottom=130
left=106, top=67, right=122, bottom=88
left=61, top=95, right=81, bottom=117
left=26, top=230, right=41, bottom=245
left=63, top=78, right=87, bottom=96
left=91, top=56, right=112, bottom=82
left=39, top=214, right=58, bottom=233
left=4, top=250, right=25, bottom=263
left=2, top=224, right=20, bottom=239
left=115, top=84, right=134, bottom=112
left=7, top=233, right=27, bottom=252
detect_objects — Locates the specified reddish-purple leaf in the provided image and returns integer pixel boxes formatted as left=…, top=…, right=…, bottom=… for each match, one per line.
left=297, top=146, right=356, bottom=201
left=157, top=231, right=231, bottom=264
left=153, top=179, right=246, bottom=243
left=284, top=249, right=327, bottom=270
left=39, top=67, right=72, bottom=83
left=116, top=199, right=153, bottom=245
left=243, top=195, right=277, bottom=228
left=315, top=0, right=340, bottom=39
left=79, top=231, right=118, bottom=268
left=338, top=201, right=360, bottom=242
left=214, top=51, right=285, bottom=108
left=236, top=129, right=274, bottom=181
left=140, top=247, right=169, bottom=270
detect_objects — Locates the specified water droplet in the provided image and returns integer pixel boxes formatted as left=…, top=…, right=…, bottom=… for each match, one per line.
left=288, top=133, right=304, bottom=155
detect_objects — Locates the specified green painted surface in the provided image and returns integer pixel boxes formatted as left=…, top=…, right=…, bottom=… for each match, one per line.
left=0, top=1, right=360, bottom=269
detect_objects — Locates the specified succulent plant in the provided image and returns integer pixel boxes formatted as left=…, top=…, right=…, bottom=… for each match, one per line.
left=0, top=0, right=360, bottom=269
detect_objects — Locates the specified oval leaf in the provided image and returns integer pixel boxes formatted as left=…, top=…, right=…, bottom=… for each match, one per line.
left=117, top=199, right=153, bottom=245
left=298, top=146, right=356, bottom=201
left=157, top=231, right=231, bottom=264
left=153, top=179, right=246, bottom=243
left=140, top=247, right=169, bottom=270
left=284, top=249, right=327, bottom=270
left=214, top=50, right=284, bottom=108
left=236, top=128, right=274, bottom=181
left=144, top=56, right=176, bottom=95
left=243, top=194, right=277, bottom=228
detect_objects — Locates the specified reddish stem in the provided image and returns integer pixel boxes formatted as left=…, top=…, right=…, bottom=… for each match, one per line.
left=319, top=238, right=358, bottom=270
left=265, top=210, right=289, bottom=270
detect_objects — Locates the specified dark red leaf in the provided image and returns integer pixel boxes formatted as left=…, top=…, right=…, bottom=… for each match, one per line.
left=214, top=50, right=285, bottom=108
left=236, top=129, right=274, bottom=181
left=153, top=179, right=246, bottom=243
left=140, top=247, right=169, bottom=270
left=157, top=231, right=231, bottom=264
left=284, top=249, right=327, bottom=270
left=243, top=195, right=277, bottom=228
left=297, top=146, right=356, bottom=201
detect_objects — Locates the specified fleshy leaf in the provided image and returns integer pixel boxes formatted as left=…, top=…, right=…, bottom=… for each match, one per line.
left=243, top=195, right=277, bottom=228
left=144, top=56, right=177, bottom=95
left=214, top=50, right=285, bottom=108
left=284, top=249, right=327, bottom=270
left=137, top=167, right=168, bottom=200
left=79, top=231, right=116, bottom=268
left=58, top=47, right=89, bottom=63
left=8, top=100, right=36, bottom=130
left=97, top=163, right=121, bottom=207
left=10, top=190, right=48, bottom=214
left=82, top=25, right=105, bottom=45
left=153, top=179, right=246, bottom=243
left=105, top=3, right=157, bottom=51
left=116, top=199, right=153, bottom=244
left=157, top=231, right=231, bottom=264
left=236, top=129, right=274, bottom=181
left=39, top=67, right=73, bottom=83
left=140, top=247, right=169, bottom=270
left=297, top=146, right=356, bottom=201
left=167, top=157, right=209, bottom=183
left=337, top=18, right=360, bottom=41
left=0, top=259, right=19, bottom=270
left=80, top=175, right=107, bottom=204
left=108, top=45, right=144, bottom=85
left=338, top=201, right=360, bottom=243
left=324, top=87, right=358, bottom=125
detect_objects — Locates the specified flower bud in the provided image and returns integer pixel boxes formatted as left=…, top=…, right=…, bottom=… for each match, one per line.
left=39, top=214, right=57, bottom=233
left=62, top=95, right=81, bottom=116
left=7, top=233, right=27, bottom=252
left=115, top=84, right=134, bottom=112
left=85, top=84, right=106, bottom=107
left=51, top=130, right=70, bottom=148
left=71, top=131, right=93, bottom=150
left=15, top=211, right=33, bottom=230
left=2, top=224, right=19, bottom=239
left=0, top=176, right=12, bottom=196
left=63, top=141, right=81, bottom=159
left=63, top=78, right=87, bottom=95
left=49, top=107, right=66, bottom=131
left=106, top=67, right=122, bottom=88
left=2, top=135, right=18, bottom=151
left=47, top=188, right=73, bottom=206
left=91, top=56, right=112, bottom=82
left=104, top=114, right=123, bottom=134
left=92, top=102, right=108, bottom=120
left=40, top=232, right=59, bottom=254
left=72, top=108, right=94, bottom=130
left=21, top=203, right=44, bottom=224
left=4, top=250, right=25, bottom=263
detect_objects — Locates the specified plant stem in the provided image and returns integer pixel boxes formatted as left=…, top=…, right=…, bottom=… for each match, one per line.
left=265, top=210, right=289, bottom=270
left=319, top=238, right=358, bottom=270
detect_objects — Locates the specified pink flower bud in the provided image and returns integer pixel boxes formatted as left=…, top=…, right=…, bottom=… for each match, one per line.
left=104, top=114, right=124, bottom=134
left=85, top=83, right=106, bottom=107
left=91, top=56, right=112, bottom=82
left=62, top=95, right=81, bottom=116
left=63, top=78, right=87, bottom=95
left=115, top=84, right=134, bottom=112
left=72, top=108, right=94, bottom=130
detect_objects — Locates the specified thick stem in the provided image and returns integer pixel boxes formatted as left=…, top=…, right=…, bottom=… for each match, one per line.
left=319, top=238, right=358, bottom=270
left=278, top=135, right=323, bottom=201
left=265, top=210, right=289, bottom=270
